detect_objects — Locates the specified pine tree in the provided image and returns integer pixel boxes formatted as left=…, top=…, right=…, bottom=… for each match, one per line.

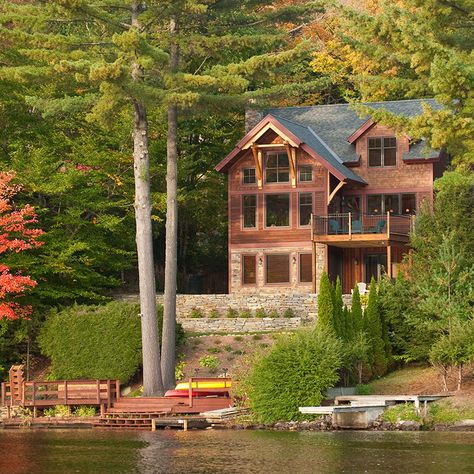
left=365, top=277, right=387, bottom=377
left=317, top=272, right=334, bottom=332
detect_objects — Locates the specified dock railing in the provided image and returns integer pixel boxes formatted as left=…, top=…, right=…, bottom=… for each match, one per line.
left=1, top=379, right=119, bottom=409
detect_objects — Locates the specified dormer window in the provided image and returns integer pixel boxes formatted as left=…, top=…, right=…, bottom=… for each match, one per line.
left=265, top=152, right=289, bottom=183
left=368, top=137, right=397, bottom=167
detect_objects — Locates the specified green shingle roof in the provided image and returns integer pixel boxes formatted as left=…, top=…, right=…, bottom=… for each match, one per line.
left=265, top=98, right=439, bottom=165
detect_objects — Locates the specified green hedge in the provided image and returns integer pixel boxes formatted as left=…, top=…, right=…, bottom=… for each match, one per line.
left=240, top=327, right=342, bottom=423
left=38, top=301, right=184, bottom=383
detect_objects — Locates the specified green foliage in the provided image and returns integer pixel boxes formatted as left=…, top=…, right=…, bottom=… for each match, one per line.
left=72, top=406, right=97, bottom=418
left=428, top=401, right=474, bottom=425
left=38, top=302, right=184, bottom=383
left=382, top=404, right=422, bottom=424
left=317, top=272, right=334, bottom=331
left=255, top=308, right=267, bottom=319
left=268, top=309, right=280, bottom=318
left=355, top=384, right=372, bottom=396
left=365, top=278, right=388, bottom=377
left=198, top=355, right=219, bottom=374
left=283, top=308, right=296, bottom=318
left=351, top=284, right=364, bottom=334
left=207, top=347, right=222, bottom=354
left=233, top=336, right=243, bottom=342
left=226, top=307, right=238, bottom=319
left=189, top=308, right=204, bottom=319
left=252, top=334, right=263, bottom=341
left=333, top=277, right=344, bottom=338
left=240, top=327, right=342, bottom=423
left=175, top=356, right=186, bottom=382
left=239, top=310, right=252, bottom=319
left=208, top=309, right=220, bottom=319
left=43, top=405, right=71, bottom=418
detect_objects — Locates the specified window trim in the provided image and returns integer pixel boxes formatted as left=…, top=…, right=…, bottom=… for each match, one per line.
left=264, top=253, right=291, bottom=285
left=241, top=194, right=257, bottom=230
left=264, top=192, right=291, bottom=229
left=242, top=167, right=256, bottom=185
left=366, top=192, right=416, bottom=215
left=298, top=252, right=313, bottom=284
left=264, top=151, right=290, bottom=184
left=298, top=192, right=313, bottom=228
left=367, top=136, right=397, bottom=168
left=241, top=254, right=257, bottom=286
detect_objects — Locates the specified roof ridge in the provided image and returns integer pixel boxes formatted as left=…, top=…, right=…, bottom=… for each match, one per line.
left=267, top=98, right=436, bottom=112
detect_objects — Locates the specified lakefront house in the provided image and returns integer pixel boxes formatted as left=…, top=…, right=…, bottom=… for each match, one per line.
left=216, top=99, right=447, bottom=294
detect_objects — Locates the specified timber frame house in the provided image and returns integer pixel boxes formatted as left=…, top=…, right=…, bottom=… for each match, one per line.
left=216, top=99, right=447, bottom=294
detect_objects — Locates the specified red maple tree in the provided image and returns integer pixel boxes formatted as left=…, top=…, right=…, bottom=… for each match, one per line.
left=0, top=172, right=44, bottom=320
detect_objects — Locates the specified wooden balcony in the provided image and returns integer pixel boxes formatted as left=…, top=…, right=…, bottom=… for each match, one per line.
left=311, top=212, right=414, bottom=248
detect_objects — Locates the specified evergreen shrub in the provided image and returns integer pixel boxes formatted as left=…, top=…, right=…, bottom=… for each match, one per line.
left=240, top=327, right=342, bottom=423
left=38, top=301, right=184, bottom=383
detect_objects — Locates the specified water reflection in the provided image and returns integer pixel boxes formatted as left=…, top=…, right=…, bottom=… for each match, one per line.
left=1, top=429, right=473, bottom=474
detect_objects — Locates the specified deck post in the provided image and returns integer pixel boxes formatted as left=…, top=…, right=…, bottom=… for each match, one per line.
left=107, top=380, right=112, bottom=406
left=100, top=403, right=105, bottom=416
left=183, top=419, right=188, bottom=431
left=115, top=380, right=121, bottom=402
left=1, top=382, right=5, bottom=407
left=32, top=382, right=35, bottom=409
left=387, top=245, right=392, bottom=279
left=387, top=211, right=390, bottom=237
left=151, top=418, right=156, bottom=432
left=64, top=380, right=68, bottom=405
left=311, top=240, right=317, bottom=294
left=348, top=212, right=352, bottom=240
left=96, top=380, right=100, bottom=404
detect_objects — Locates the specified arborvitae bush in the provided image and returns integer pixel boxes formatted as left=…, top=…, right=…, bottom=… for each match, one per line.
left=333, top=277, right=344, bottom=338
left=365, top=278, right=387, bottom=377
left=317, top=272, right=334, bottom=331
left=38, top=301, right=184, bottom=383
left=351, top=284, right=364, bottom=334
left=240, top=327, right=342, bottom=423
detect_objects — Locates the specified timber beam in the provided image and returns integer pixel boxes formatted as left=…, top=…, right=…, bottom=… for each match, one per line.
left=251, top=144, right=263, bottom=189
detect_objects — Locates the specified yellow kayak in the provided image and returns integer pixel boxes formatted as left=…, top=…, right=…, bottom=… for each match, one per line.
left=175, top=380, right=231, bottom=390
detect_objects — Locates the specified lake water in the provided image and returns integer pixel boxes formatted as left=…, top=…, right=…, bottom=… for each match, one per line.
left=1, top=429, right=473, bottom=473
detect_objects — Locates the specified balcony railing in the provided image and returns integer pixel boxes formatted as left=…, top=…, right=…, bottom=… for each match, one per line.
left=311, top=212, right=414, bottom=240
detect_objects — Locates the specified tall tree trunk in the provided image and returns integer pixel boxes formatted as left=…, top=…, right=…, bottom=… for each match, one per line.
left=132, top=1, right=164, bottom=396
left=161, top=16, right=179, bottom=389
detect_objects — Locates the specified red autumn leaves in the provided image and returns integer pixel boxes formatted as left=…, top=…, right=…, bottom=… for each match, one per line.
left=0, top=172, right=43, bottom=319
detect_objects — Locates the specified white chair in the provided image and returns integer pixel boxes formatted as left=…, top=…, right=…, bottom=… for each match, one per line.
left=351, top=282, right=368, bottom=295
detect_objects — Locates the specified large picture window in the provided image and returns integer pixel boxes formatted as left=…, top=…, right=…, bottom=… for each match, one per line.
left=368, top=137, right=397, bottom=167
left=367, top=193, right=416, bottom=215
left=299, top=193, right=312, bottom=226
left=242, top=195, right=257, bottom=228
left=265, top=194, right=290, bottom=227
left=299, top=254, right=312, bottom=283
left=265, top=152, right=289, bottom=183
left=242, top=255, right=256, bottom=285
left=266, top=254, right=290, bottom=284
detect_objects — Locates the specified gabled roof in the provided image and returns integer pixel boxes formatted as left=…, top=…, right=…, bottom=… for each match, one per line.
left=265, top=98, right=440, bottom=163
left=215, top=99, right=440, bottom=182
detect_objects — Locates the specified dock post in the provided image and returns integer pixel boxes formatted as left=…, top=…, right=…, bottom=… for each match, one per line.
left=151, top=418, right=156, bottom=432
left=183, top=419, right=188, bottom=431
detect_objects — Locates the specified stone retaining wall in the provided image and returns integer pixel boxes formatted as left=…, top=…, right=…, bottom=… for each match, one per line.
left=118, top=293, right=353, bottom=333
left=179, top=317, right=313, bottom=333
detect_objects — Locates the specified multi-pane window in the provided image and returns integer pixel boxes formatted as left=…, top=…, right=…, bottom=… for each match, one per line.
left=299, top=254, right=312, bottom=283
left=367, top=193, right=416, bottom=215
left=265, top=194, right=290, bottom=227
left=299, top=165, right=312, bottom=182
left=242, top=195, right=257, bottom=228
left=265, top=152, right=290, bottom=183
left=266, top=254, right=290, bottom=284
left=242, top=255, right=256, bottom=285
left=368, top=137, right=397, bottom=167
left=299, top=193, right=313, bottom=226
left=242, top=168, right=256, bottom=184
